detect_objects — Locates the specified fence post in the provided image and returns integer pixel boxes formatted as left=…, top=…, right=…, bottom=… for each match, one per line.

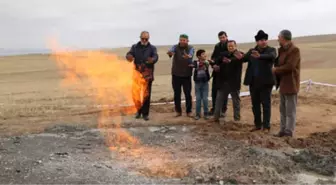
left=305, top=79, right=313, bottom=92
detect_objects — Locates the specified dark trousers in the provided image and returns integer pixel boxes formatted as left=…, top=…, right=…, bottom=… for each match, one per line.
left=133, top=80, right=152, bottom=116
left=214, top=83, right=241, bottom=120
left=172, top=75, right=192, bottom=113
left=249, top=82, right=273, bottom=129
left=211, top=76, right=226, bottom=113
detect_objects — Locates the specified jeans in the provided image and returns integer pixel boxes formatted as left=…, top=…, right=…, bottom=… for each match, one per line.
left=172, top=75, right=192, bottom=113
left=195, top=82, right=209, bottom=115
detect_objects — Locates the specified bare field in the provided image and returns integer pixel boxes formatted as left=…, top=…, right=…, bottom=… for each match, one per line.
left=1, top=35, right=336, bottom=130
left=0, top=35, right=336, bottom=184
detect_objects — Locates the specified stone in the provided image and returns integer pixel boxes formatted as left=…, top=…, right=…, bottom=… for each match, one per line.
left=169, top=126, right=177, bottom=131
left=148, top=127, right=161, bottom=132
left=196, top=176, right=204, bottom=183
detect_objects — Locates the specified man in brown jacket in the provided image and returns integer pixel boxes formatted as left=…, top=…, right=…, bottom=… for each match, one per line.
left=272, top=30, right=301, bottom=137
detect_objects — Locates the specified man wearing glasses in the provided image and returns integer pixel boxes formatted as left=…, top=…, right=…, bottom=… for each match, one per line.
left=126, top=31, right=159, bottom=121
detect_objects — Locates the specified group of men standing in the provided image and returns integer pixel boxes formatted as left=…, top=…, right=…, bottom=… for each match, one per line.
left=126, top=29, right=301, bottom=137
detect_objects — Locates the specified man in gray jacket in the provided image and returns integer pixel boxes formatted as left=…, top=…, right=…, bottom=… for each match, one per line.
left=167, top=34, right=195, bottom=117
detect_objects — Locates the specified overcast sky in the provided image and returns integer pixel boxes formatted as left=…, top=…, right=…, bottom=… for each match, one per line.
left=1, top=0, right=336, bottom=50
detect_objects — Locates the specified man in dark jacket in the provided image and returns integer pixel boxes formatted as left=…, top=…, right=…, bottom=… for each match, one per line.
left=210, top=40, right=244, bottom=124
left=167, top=34, right=194, bottom=117
left=210, top=31, right=228, bottom=116
left=126, top=31, right=158, bottom=121
left=243, top=30, right=276, bottom=132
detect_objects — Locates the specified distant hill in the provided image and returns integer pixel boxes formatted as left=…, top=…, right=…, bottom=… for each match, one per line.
left=108, top=34, right=336, bottom=53
left=1, top=34, right=336, bottom=57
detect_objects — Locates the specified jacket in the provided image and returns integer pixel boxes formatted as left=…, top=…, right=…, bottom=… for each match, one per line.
left=215, top=50, right=244, bottom=90
left=274, top=43, right=301, bottom=94
left=210, top=42, right=228, bottom=78
left=243, top=46, right=277, bottom=86
left=126, top=42, right=158, bottom=81
left=192, top=60, right=210, bottom=83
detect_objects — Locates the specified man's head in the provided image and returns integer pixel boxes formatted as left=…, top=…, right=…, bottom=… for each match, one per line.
left=278, top=29, right=292, bottom=47
left=179, top=34, right=189, bottom=47
left=255, top=30, right=268, bottom=48
left=196, top=49, right=206, bottom=60
left=218, top=31, right=228, bottom=43
left=227, top=40, right=237, bottom=53
left=140, top=31, right=150, bottom=45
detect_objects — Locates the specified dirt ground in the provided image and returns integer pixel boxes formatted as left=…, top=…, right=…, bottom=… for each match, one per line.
left=1, top=86, right=335, bottom=184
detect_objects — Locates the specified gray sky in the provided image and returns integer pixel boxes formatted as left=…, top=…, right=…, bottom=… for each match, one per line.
left=1, top=0, right=336, bottom=49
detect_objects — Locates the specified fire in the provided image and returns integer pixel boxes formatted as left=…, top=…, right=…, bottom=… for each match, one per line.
left=49, top=40, right=189, bottom=178
left=49, top=40, right=146, bottom=150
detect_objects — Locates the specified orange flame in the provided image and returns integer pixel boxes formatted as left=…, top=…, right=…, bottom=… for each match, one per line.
left=49, top=40, right=189, bottom=178
left=49, top=39, right=147, bottom=150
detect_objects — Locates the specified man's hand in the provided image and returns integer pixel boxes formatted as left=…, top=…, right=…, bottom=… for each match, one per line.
left=208, top=59, right=214, bottom=64
left=188, top=64, right=195, bottom=67
left=183, top=53, right=191, bottom=59
left=213, top=65, right=220, bottom=72
left=126, top=54, right=134, bottom=62
left=167, top=51, right=174, bottom=58
left=272, top=67, right=277, bottom=74
left=147, top=57, right=154, bottom=64
left=251, top=50, right=260, bottom=58
left=223, top=57, right=231, bottom=63
left=234, top=51, right=244, bottom=60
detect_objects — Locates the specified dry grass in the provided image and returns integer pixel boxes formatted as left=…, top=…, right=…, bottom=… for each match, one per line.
left=0, top=34, right=336, bottom=135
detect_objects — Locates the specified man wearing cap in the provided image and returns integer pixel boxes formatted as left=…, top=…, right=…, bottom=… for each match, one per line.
left=273, top=29, right=301, bottom=137
left=243, top=30, right=277, bottom=132
left=167, top=34, right=195, bottom=117
left=126, top=31, right=159, bottom=121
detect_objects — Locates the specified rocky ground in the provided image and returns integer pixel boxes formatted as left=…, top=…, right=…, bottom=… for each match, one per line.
left=1, top=89, right=336, bottom=184
left=0, top=122, right=335, bottom=184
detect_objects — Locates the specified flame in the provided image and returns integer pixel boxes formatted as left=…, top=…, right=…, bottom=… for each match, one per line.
left=49, top=40, right=188, bottom=178
left=49, top=39, right=146, bottom=149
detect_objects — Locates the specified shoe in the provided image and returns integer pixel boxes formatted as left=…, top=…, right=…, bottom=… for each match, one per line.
left=203, top=113, right=209, bottom=120
left=208, top=118, right=220, bottom=124
left=250, top=127, right=262, bottom=132
left=273, top=131, right=285, bottom=137
left=284, top=132, right=293, bottom=137
left=143, top=115, right=149, bottom=121
left=194, top=115, right=201, bottom=120
left=175, top=112, right=182, bottom=117
left=186, top=112, right=193, bottom=117
left=263, top=127, right=271, bottom=133
left=135, top=112, right=141, bottom=119
left=209, top=108, right=214, bottom=116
